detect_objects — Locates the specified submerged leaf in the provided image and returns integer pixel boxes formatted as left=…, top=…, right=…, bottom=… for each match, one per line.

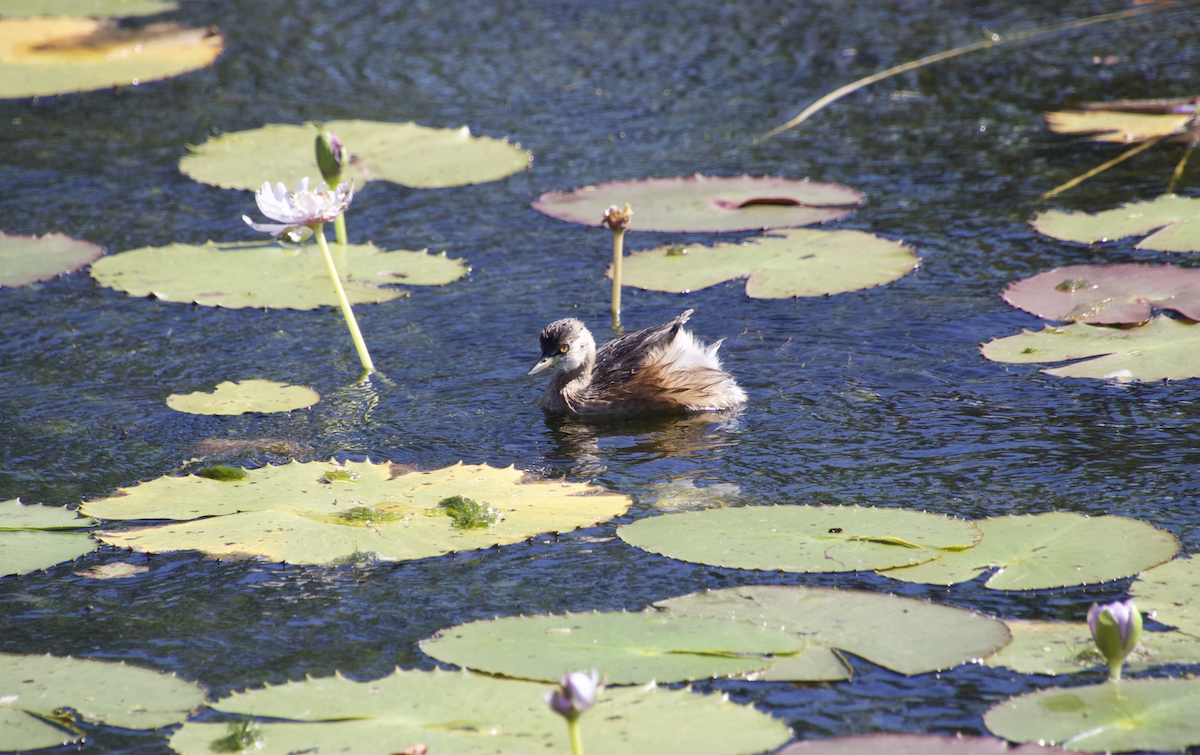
left=166, top=380, right=320, bottom=415
left=0, top=231, right=104, bottom=288
left=1000, top=264, right=1200, bottom=324
left=614, top=229, right=917, bottom=298
left=1031, top=195, right=1200, bottom=252
left=776, top=733, right=1066, bottom=755
left=533, top=174, right=862, bottom=232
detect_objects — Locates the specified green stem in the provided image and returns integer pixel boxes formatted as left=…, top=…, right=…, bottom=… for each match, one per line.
left=610, top=227, right=625, bottom=324
left=1108, top=659, right=1123, bottom=682
left=313, top=222, right=375, bottom=374
left=567, top=718, right=584, bottom=755
left=334, top=213, right=348, bottom=246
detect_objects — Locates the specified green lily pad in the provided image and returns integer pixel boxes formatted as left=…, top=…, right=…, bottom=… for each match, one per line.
left=0, top=231, right=104, bottom=288
left=613, top=229, right=918, bottom=298
left=984, top=678, right=1200, bottom=752
left=169, top=668, right=791, bottom=755
left=532, top=174, right=862, bottom=232
left=981, top=314, right=1200, bottom=382
left=179, top=120, right=530, bottom=191
left=880, top=512, right=1179, bottom=591
left=89, top=239, right=467, bottom=309
left=166, top=380, right=320, bottom=415
left=1, top=0, right=178, bottom=18
left=0, top=654, right=206, bottom=746
left=1000, top=264, right=1200, bottom=324
left=1031, top=195, right=1200, bottom=252
left=420, top=610, right=805, bottom=684
left=1130, top=555, right=1200, bottom=638
left=617, top=505, right=981, bottom=573
left=655, top=585, right=1012, bottom=681
left=982, top=619, right=1200, bottom=676
left=0, top=17, right=224, bottom=100
left=1045, top=109, right=1194, bottom=144
left=84, top=462, right=632, bottom=565
left=0, top=499, right=96, bottom=577
left=776, top=733, right=1067, bottom=755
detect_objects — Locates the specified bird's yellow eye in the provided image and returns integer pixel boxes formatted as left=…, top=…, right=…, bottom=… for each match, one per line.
left=559, top=344, right=569, bottom=354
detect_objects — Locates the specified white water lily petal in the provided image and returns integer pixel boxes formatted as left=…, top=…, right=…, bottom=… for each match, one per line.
left=243, top=178, right=354, bottom=239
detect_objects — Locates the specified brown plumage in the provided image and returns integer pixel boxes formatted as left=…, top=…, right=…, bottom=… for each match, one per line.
left=528, top=309, right=746, bottom=416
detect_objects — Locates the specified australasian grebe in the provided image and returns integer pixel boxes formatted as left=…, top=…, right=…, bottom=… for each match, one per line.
left=528, top=309, right=746, bottom=415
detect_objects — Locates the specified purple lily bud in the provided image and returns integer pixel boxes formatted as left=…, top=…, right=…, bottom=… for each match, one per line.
left=1086, top=599, right=1142, bottom=681
left=544, top=669, right=602, bottom=721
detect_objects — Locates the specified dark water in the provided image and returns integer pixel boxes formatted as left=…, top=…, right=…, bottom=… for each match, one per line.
left=2, top=0, right=1199, bottom=752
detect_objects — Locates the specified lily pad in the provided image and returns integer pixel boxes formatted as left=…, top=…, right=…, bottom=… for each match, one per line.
left=1031, top=195, right=1200, bottom=252
left=981, top=314, right=1200, bottom=382
left=1000, top=264, right=1200, bottom=324
left=168, top=668, right=791, bottom=755
left=1130, top=555, right=1200, bottom=638
left=618, top=505, right=981, bottom=573
left=84, top=461, right=632, bottom=565
left=420, top=610, right=805, bottom=684
left=0, top=17, right=224, bottom=100
left=982, top=619, right=1200, bottom=676
left=1044, top=110, right=1194, bottom=143
left=0, top=231, right=104, bottom=288
left=776, top=733, right=1066, bottom=755
left=532, top=174, right=862, bottom=232
left=166, top=380, right=320, bottom=415
left=613, top=229, right=917, bottom=298
left=1, top=0, right=178, bottom=17
left=89, top=239, right=467, bottom=309
left=0, top=499, right=96, bottom=577
left=0, top=653, right=206, bottom=749
left=655, top=585, right=1012, bottom=681
left=880, top=512, right=1179, bottom=591
left=983, top=678, right=1200, bottom=752
left=179, top=120, right=530, bottom=191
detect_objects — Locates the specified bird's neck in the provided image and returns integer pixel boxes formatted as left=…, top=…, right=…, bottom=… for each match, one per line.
left=547, top=353, right=596, bottom=412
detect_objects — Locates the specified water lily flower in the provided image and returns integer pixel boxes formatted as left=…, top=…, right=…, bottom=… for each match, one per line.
left=1087, top=599, right=1142, bottom=680
left=545, top=669, right=602, bottom=721
left=242, top=177, right=353, bottom=242
left=316, top=129, right=347, bottom=185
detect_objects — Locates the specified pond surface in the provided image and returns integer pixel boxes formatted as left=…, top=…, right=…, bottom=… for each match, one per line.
left=2, top=0, right=1200, bottom=752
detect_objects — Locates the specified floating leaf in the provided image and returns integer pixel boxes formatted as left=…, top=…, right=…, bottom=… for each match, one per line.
left=776, top=733, right=1066, bottom=755
left=613, top=229, right=917, bottom=298
left=0, top=17, right=224, bottom=100
left=0, top=654, right=206, bottom=743
left=166, top=380, right=320, bottom=415
left=981, top=314, right=1200, bottom=382
left=179, top=120, right=530, bottom=191
left=984, top=678, right=1200, bottom=752
left=619, top=505, right=980, bottom=573
left=84, top=462, right=631, bottom=565
left=532, top=174, right=862, bottom=232
left=1000, top=264, right=1200, bottom=324
left=89, top=239, right=467, bottom=309
left=1130, top=555, right=1200, bottom=638
left=982, top=619, right=1200, bottom=676
left=655, top=585, right=1011, bottom=681
left=0, top=231, right=104, bottom=288
left=880, top=512, right=1179, bottom=590
left=1044, top=110, right=1194, bottom=144
left=1, top=0, right=178, bottom=17
left=1031, top=195, right=1200, bottom=252
left=420, top=610, right=805, bottom=684
left=169, top=669, right=791, bottom=755
left=0, top=499, right=96, bottom=577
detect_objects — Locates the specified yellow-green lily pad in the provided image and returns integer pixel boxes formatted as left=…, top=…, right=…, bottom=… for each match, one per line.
left=0, top=231, right=104, bottom=288
left=880, top=512, right=1179, bottom=590
left=982, top=619, right=1200, bottom=676
left=1031, top=195, right=1200, bottom=252
left=166, top=380, right=320, bottom=415
left=89, top=239, right=467, bottom=309
left=84, top=461, right=632, bottom=565
left=0, top=653, right=207, bottom=750
left=984, top=678, right=1200, bottom=752
left=0, top=17, right=224, bottom=100
left=179, top=120, right=530, bottom=191
left=1045, top=104, right=1195, bottom=144
left=1, top=0, right=177, bottom=17
left=614, top=229, right=918, bottom=298
left=420, top=610, right=805, bottom=684
left=981, top=314, right=1200, bottom=382
left=1130, top=555, right=1200, bottom=638
left=618, top=505, right=980, bottom=573
left=656, top=585, right=1012, bottom=681
left=0, top=499, right=96, bottom=577
left=169, top=668, right=791, bottom=755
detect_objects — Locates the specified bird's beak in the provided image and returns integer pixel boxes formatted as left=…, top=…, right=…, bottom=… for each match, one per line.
left=528, top=355, right=555, bottom=375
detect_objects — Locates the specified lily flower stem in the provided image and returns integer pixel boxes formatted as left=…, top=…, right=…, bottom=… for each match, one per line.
left=333, top=213, right=348, bottom=246
left=1109, top=660, right=1123, bottom=682
left=610, top=226, right=625, bottom=325
left=567, top=718, right=584, bottom=755
left=312, top=222, right=375, bottom=374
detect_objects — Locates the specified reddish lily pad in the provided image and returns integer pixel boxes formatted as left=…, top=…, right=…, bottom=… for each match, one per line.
left=0, top=231, right=104, bottom=288
left=1031, top=195, right=1200, bottom=252
left=532, top=174, right=862, bottom=232
left=1000, top=264, right=1200, bottom=324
